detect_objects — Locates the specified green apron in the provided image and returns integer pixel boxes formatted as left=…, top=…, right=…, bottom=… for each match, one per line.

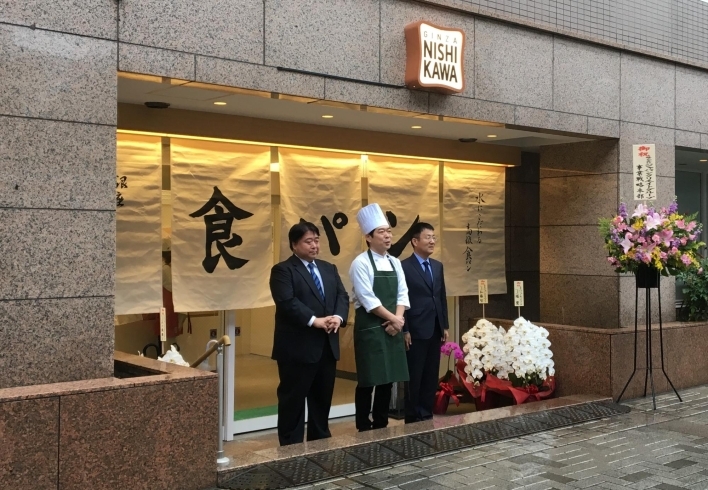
left=354, top=250, right=409, bottom=387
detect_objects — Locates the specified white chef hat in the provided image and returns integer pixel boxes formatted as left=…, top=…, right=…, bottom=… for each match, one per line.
left=356, top=203, right=389, bottom=235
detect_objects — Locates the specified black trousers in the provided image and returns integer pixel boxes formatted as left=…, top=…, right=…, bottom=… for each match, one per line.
left=404, top=330, right=442, bottom=424
left=354, top=383, right=393, bottom=431
left=276, top=345, right=336, bottom=446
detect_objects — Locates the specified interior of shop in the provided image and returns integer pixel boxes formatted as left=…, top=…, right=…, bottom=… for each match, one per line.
left=113, top=72, right=598, bottom=446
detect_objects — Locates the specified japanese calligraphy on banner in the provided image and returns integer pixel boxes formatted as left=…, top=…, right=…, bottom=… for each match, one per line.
left=443, top=163, right=506, bottom=296
left=633, top=144, right=656, bottom=201
left=170, top=139, right=272, bottom=311
left=367, top=157, right=440, bottom=259
left=115, top=133, right=163, bottom=315
left=279, top=148, right=362, bottom=294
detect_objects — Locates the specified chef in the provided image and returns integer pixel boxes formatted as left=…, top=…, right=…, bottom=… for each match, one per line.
left=349, top=203, right=410, bottom=432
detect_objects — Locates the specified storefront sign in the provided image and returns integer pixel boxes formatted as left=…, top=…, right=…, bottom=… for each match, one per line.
left=633, top=144, right=656, bottom=201
left=405, top=21, right=465, bottom=94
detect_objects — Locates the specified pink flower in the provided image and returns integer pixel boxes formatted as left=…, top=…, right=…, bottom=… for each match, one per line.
left=660, top=252, right=668, bottom=260
left=681, top=254, right=692, bottom=266
left=689, top=234, right=697, bottom=241
left=620, top=234, right=634, bottom=254
left=612, top=216, right=624, bottom=226
left=644, top=213, right=663, bottom=230
left=659, top=229, right=674, bottom=246
left=642, top=254, right=652, bottom=264
left=687, top=221, right=697, bottom=232
left=681, top=237, right=688, bottom=246
left=676, top=219, right=686, bottom=229
left=637, top=236, right=646, bottom=244
left=632, top=204, right=649, bottom=217
left=652, top=234, right=661, bottom=244
left=671, top=247, right=680, bottom=256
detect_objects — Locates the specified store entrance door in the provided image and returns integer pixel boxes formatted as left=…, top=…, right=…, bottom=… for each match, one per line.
left=224, top=307, right=357, bottom=438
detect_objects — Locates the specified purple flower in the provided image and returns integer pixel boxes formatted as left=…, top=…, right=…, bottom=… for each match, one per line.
left=668, top=201, right=678, bottom=214
left=618, top=202, right=628, bottom=219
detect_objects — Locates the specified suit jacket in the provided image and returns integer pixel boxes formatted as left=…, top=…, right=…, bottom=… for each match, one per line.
left=401, top=254, right=449, bottom=340
left=270, top=254, right=349, bottom=364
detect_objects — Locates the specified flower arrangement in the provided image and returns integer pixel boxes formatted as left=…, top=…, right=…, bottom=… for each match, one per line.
left=433, top=341, right=465, bottom=415
left=504, top=317, right=554, bottom=389
left=461, top=319, right=509, bottom=385
left=599, top=200, right=704, bottom=276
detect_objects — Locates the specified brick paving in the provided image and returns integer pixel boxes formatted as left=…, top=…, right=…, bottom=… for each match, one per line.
left=296, top=387, right=708, bottom=490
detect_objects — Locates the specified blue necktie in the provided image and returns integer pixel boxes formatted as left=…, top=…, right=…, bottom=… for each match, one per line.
left=423, top=261, right=433, bottom=288
left=308, top=262, right=325, bottom=300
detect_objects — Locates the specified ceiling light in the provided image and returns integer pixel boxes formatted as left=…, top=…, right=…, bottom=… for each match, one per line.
left=411, top=125, right=422, bottom=129
left=701, top=159, right=708, bottom=162
left=213, top=101, right=227, bottom=106
left=487, top=134, right=498, bottom=138
left=322, top=115, right=334, bottom=119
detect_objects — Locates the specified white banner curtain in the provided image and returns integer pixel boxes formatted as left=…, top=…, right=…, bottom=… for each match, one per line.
left=367, top=156, right=440, bottom=260
left=115, top=133, right=163, bottom=315
left=170, top=139, right=272, bottom=311
left=443, top=163, right=506, bottom=296
left=278, top=148, right=362, bottom=294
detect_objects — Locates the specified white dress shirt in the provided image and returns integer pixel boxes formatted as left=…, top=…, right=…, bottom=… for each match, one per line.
left=296, top=256, right=342, bottom=327
left=349, top=250, right=410, bottom=312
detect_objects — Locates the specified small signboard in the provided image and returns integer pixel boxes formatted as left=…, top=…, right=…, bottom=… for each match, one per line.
left=633, top=144, right=656, bottom=201
left=514, top=281, right=524, bottom=307
left=478, top=279, right=488, bottom=304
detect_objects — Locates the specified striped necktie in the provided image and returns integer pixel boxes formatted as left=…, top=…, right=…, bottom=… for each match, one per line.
left=308, top=262, right=325, bottom=300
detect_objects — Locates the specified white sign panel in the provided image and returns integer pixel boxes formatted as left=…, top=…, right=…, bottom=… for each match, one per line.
left=478, top=279, right=489, bottom=304
left=115, top=133, right=163, bottom=315
left=633, top=144, right=657, bottom=201
left=442, top=163, right=506, bottom=296
left=367, top=156, right=440, bottom=260
left=171, top=139, right=273, bottom=312
left=514, top=281, right=524, bottom=307
left=279, top=148, right=362, bottom=294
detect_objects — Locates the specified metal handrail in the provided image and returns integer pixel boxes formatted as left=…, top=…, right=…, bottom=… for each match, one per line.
left=189, top=335, right=231, bottom=368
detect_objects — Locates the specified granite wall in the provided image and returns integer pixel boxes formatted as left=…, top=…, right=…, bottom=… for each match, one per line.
left=0, top=353, right=218, bottom=490
left=0, top=4, right=117, bottom=388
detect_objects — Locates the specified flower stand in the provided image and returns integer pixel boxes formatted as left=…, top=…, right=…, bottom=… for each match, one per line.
left=616, top=264, right=682, bottom=409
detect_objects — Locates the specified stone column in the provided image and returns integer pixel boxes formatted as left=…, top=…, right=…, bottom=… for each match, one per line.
left=0, top=13, right=117, bottom=388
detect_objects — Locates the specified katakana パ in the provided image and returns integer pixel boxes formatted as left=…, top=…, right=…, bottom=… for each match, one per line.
left=300, top=212, right=349, bottom=256
left=386, top=210, right=420, bottom=258
left=189, top=186, right=253, bottom=273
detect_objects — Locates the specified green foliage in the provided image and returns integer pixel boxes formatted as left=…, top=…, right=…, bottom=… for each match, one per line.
left=508, top=371, right=545, bottom=388
left=679, top=258, right=708, bottom=321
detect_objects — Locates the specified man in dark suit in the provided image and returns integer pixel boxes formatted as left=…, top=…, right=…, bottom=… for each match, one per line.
left=270, top=222, right=350, bottom=446
left=401, top=222, right=449, bottom=424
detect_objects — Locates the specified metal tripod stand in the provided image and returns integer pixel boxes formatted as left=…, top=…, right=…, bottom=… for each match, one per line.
left=616, top=267, right=682, bottom=410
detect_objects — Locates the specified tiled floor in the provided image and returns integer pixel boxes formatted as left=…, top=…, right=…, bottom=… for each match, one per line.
left=291, top=388, right=708, bottom=489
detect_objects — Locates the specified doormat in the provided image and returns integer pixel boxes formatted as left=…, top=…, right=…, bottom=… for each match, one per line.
left=234, top=405, right=278, bottom=421
left=218, top=400, right=631, bottom=489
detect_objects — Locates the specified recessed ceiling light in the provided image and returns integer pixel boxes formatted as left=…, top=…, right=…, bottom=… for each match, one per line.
left=701, top=159, right=708, bottom=162
left=487, top=134, right=498, bottom=138
left=213, top=101, right=227, bottom=106
left=322, top=115, right=334, bottom=119
left=411, top=125, right=422, bottom=129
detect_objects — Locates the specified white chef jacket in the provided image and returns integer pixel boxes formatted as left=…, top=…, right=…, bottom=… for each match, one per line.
left=349, top=250, right=410, bottom=312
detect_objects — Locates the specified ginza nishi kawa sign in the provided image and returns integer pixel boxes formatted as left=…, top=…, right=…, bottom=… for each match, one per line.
left=405, top=21, right=465, bottom=94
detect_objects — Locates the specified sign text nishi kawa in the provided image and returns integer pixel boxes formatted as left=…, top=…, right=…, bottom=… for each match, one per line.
left=405, top=21, right=465, bottom=94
